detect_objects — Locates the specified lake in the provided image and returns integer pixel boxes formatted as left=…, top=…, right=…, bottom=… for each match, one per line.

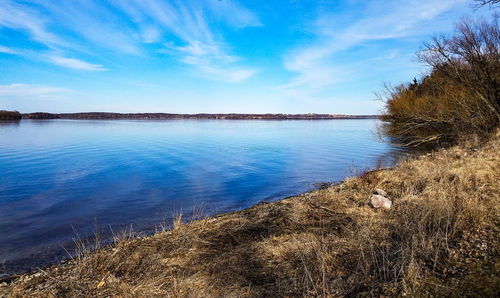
left=0, top=119, right=405, bottom=275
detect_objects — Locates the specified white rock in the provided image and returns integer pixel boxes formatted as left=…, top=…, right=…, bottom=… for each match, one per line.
left=374, top=188, right=388, bottom=197
left=371, top=194, right=392, bottom=209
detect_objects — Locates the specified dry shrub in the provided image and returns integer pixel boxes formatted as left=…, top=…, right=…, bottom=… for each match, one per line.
left=380, top=17, right=500, bottom=148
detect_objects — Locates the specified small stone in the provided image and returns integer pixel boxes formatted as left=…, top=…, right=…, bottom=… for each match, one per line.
left=0, top=282, right=7, bottom=287
left=371, top=194, right=392, bottom=209
left=374, top=188, right=388, bottom=197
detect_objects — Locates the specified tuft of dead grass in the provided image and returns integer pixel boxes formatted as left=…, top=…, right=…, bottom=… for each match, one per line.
left=2, top=132, right=499, bottom=297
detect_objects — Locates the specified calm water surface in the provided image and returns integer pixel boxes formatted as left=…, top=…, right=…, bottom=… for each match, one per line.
left=0, top=119, right=405, bottom=275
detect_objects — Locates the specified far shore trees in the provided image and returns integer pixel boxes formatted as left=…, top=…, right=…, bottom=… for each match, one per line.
left=0, top=110, right=22, bottom=120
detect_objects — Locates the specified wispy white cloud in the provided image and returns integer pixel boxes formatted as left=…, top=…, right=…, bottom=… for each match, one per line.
left=0, top=0, right=260, bottom=81
left=196, top=64, right=256, bottom=83
left=0, top=83, right=66, bottom=97
left=0, top=46, right=106, bottom=72
left=35, top=0, right=140, bottom=55
left=282, top=64, right=349, bottom=90
left=205, top=0, right=262, bottom=28
left=168, top=39, right=256, bottom=82
left=0, top=46, right=18, bottom=54
left=110, top=0, right=260, bottom=82
left=174, top=40, right=236, bottom=65
left=284, top=0, right=468, bottom=91
left=0, top=0, right=66, bottom=48
left=49, top=56, right=108, bottom=71
left=140, top=25, right=162, bottom=43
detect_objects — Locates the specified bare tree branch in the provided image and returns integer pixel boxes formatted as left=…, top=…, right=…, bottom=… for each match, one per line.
left=474, top=0, right=500, bottom=9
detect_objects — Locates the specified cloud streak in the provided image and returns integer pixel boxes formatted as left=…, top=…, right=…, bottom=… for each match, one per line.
left=0, top=0, right=71, bottom=49
left=0, top=46, right=19, bottom=55
left=49, top=56, right=108, bottom=71
left=0, top=0, right=260, bottom=81
left=284, top=0, right=468, bottom=91
left=0, top=83, right=66, bottom=97
left=112, top=0, right=260, bottom=82
left=205, top=0, right=262, bottom=28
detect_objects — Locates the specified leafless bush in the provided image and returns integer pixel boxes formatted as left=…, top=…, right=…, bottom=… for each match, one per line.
left=380, top=17, right=500, bottom=148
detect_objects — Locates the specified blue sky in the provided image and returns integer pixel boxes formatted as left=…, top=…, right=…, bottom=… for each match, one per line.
left=0, top=0, right=492, bottom=114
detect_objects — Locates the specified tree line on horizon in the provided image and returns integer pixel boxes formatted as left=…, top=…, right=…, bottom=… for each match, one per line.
left=0, top=110, right=21, bottom=120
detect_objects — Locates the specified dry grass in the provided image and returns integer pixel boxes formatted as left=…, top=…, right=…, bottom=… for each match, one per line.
left=2, top=132, right=500, bottom=297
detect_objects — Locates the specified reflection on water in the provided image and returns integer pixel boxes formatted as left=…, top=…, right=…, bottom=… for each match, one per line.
left=0, top=119, right=408, bottom=275
left=0, top=120, right=20, bottom=130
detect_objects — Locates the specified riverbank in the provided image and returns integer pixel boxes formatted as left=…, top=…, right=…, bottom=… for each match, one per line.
left=2, top=132, right=499, bottom=297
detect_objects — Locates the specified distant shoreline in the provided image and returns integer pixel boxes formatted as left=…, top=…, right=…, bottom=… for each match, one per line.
left=20, top=112, right=380, bottom=120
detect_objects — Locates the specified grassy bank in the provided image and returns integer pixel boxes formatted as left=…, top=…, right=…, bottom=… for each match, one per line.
left=2, top=132, right=499, bottom=297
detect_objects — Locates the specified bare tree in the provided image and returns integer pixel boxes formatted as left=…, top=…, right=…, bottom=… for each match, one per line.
left=417, top=17, right=500, bottom=121
left=475, top=0, right=500, bottom=8
left=379, top=16, right=500, bottom=148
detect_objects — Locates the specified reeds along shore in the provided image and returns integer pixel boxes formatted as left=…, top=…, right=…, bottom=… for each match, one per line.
left=2, top=130, right=499, bottom=297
